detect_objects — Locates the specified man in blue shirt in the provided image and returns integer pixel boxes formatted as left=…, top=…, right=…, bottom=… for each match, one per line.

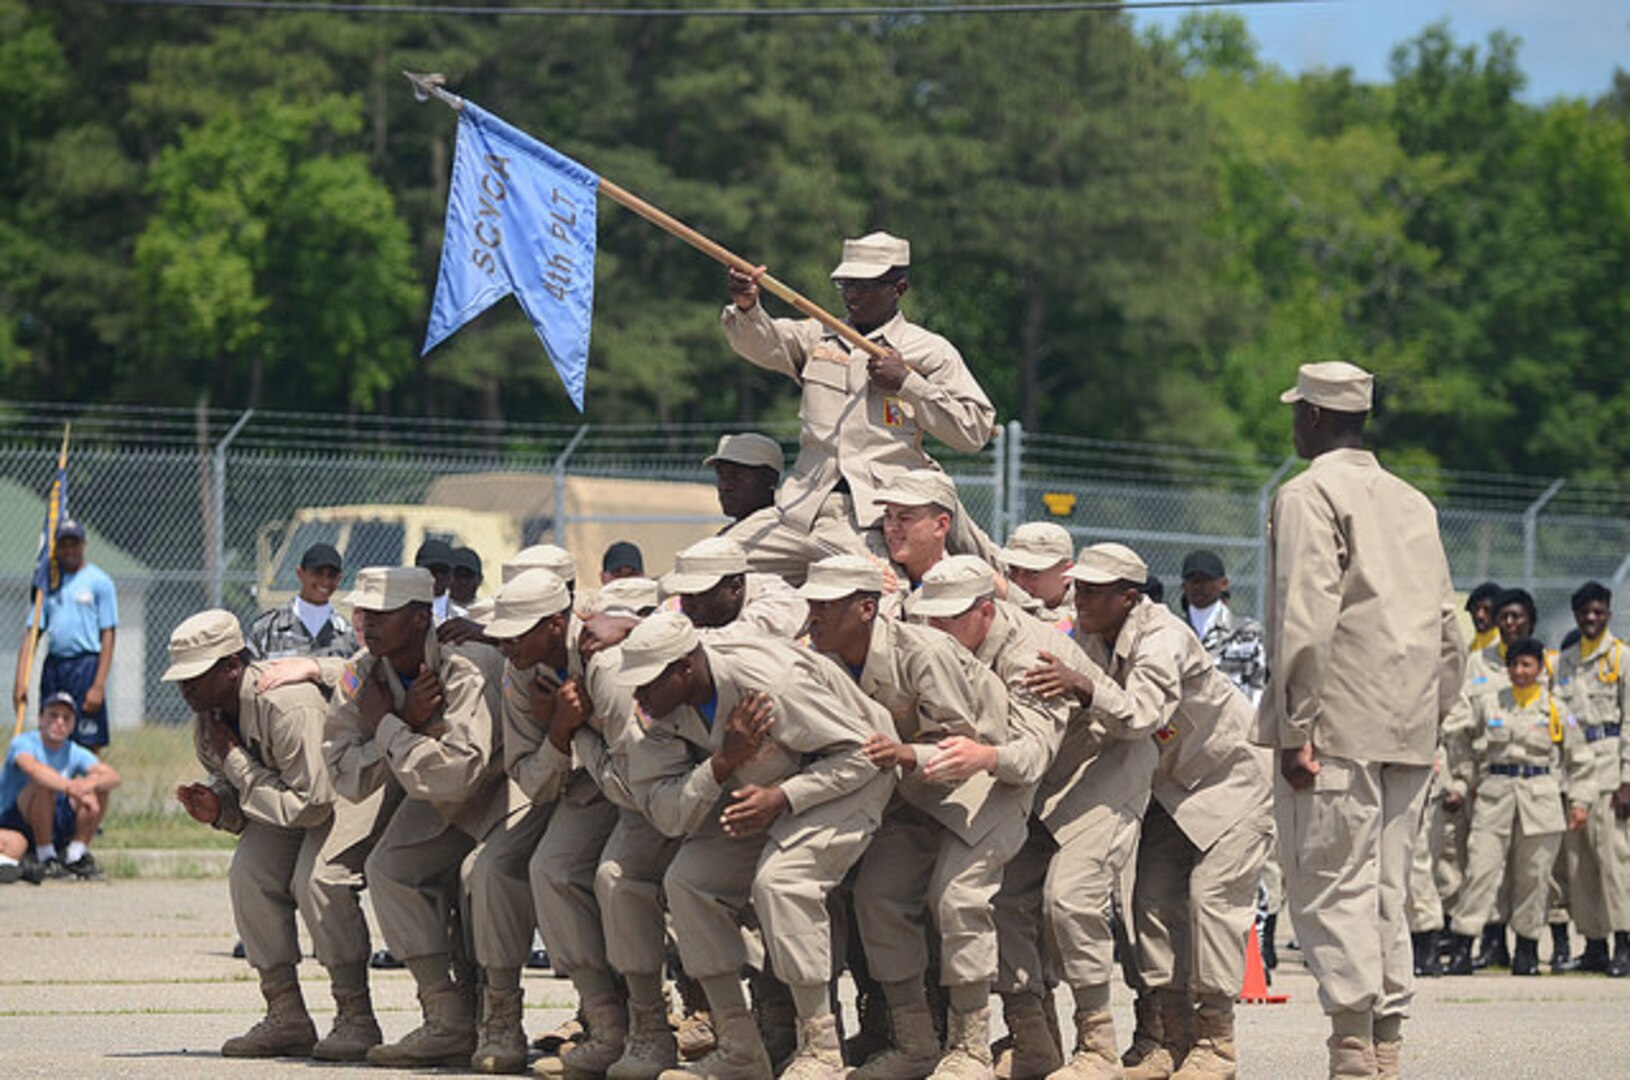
left=12, top=519, right=119, bottom=750
left=0, top=691, right=121, bottom=880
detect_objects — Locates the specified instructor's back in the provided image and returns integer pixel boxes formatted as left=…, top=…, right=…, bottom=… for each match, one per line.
left=1253, top=361, right=1463, bottom=1080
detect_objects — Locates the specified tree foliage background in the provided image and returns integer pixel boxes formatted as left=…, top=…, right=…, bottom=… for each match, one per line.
left=1, top=1, right=1626, bottom=478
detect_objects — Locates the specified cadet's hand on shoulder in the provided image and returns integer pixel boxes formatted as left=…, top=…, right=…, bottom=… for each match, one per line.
left=727, top=265, right=766, bottom=311
left=1568, top=803, right=1590, bottom=832
left=720, top=783, right=789, bottom=837
left=1441, top=790, right=1464, bottom=813
left=549, top=677, right=592, bottom=752
left=175, top=782, right=221, bottom=826
left=1024, top=651, right=1093, bottom=704
left=866, top=347, right=908, bottom=393
left=863, top=733, right=916, bottom=772
left=1280, top=744, right=1320, bottom=791
left=580, top=613, right=637, bottom=661
left=924, top=735, right=998, bottom=784
left=403, top=664, right=445, bottom=731
left=714, top=691, right=773, bottom=781
left=437, top=617, right=489, bottom=647
left=255, top=657, right=320, bottom=693
left=527, top=673, right=559, bottom=728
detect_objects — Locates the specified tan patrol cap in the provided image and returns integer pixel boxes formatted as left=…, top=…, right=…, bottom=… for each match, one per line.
left=503, top=544, right=576, bottom=586
left=613, top=611, right=699, bottom=689
left=1001, top=522, right=1074, bottom=571
left=162, top=609, right=245, bottom=682
left=483, top=569, right=572, bottom=640
left=595, top=576, right=661, bottom=616
left=703, top=433, right=784, bottom=475
left=876, top=469, right=958, bottom=513
left=799, top=555, right=885, bottom=601
left=1066, top=543, right=1148, bottom=586
left=830, top=231, right=910, bottom=281
left=906, top=555, right=996, bottom=618
left=1279, top=360, right=1374, bottom=413
left=661, top=536, right=749, bottom=597
left=346, top=566, right=435, bottom=612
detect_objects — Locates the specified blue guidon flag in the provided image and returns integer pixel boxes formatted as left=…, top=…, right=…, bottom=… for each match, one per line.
left=422, top=103, right=599, bottom=411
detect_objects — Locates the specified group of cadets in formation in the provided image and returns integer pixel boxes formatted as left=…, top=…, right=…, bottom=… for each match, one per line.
left=160, top=232, right=1624, bottom=1080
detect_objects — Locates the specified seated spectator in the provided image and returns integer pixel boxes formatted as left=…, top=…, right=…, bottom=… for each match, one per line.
left=0, top=692, right=121, bottom=881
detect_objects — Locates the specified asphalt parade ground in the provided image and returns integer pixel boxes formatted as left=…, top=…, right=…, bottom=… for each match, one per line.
left=1, top=877, right=1625, bottom=1079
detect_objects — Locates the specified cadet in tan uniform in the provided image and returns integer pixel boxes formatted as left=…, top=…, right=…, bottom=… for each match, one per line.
left=660, top=536, right=809, bottom=642
left=720, top=233, right=1002, bottom=582
left=802, top=556, right=1063, bottom=1080
left=1079, top=567, right=1274, bottom=1080
left=705, top=432, right=784, bottom=535
left=1554, top=581, right=1630, bottom=976
left=1253, top=362, right=1463, bottom=1080
left=323, top=568, right=509, bottom=1069
left=1443, top=638, right=1594, bottom=975
left=167, top=611, right=382, bottom=1061
left=615, top=612, right=895, bottom=1080
left=1000, top=523, right=1076, bottom=637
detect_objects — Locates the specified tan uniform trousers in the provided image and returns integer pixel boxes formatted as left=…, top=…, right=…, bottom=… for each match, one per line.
left=1259, top=848, right=1284, bottom=917
left=1134, top=801, right=1274, bottom=997
left=468, top=803, right=552, bottom=971
left=1405, top=796, right=1444, bottom=934
left=1449, top=783, right=1562, bottom=941
left=1568, top=792, right=1630, bottom=937
left=1547, top=832, right=1571, bottom=926
left=854, top=803, right=1028, bottom=988
left=530, top=795, right=620, bottom=977
left=995, top=805, right=1143, bottom=995
left=596, top=809, right=682, bottom=977
left=667, top=805, right=877, bottom=986
left=1275, top=757, right=1429, bottom=1020
left=305, top=785, right=396, bottom=971
left=366, top=798, right=476, bottom=964
left=233, top=817, right=369, bottom=972
left=1430, top=797, right=1470, bottom=918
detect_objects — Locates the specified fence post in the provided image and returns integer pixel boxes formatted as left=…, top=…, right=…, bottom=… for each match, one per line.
left=1522, top=478, right=1566, bottom=593
left=551, top=424, right=592, bottom=547
left=989, top=424, right=1006, bottom=544
left=1255, top=457, right=1297, bottom=619
left=209, top=408, right=255, bottom=608
left=1005, top=420, right=1024, bottom=541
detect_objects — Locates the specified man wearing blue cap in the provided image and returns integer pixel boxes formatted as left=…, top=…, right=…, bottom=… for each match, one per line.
left=13, top=518, right=119, bottom=750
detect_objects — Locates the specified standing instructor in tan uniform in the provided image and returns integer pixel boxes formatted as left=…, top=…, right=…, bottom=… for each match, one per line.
left=1253, top=362, right=1463, bottom=1080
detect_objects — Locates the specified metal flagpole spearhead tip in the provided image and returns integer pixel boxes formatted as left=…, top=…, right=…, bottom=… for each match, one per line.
left=404, top=70, right=449, bottom=103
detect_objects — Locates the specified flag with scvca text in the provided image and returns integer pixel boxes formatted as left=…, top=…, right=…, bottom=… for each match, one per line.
left=423, top=103, right=598, bottom=410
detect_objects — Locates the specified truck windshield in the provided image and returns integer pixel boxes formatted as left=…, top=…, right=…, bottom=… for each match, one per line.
left=344, top=521, right=406, bottom=585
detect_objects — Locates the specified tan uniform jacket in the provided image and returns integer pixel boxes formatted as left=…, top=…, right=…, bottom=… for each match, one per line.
left=1254, top=448, right=1465, bottom=764
left=849, top=616, right=1021, bottom=845
left=572, top=645, right=642, bottom=813
left=1556, top=635, right=1628, bottom=793
left=324, top=631, right=509, bottom=839
left=1127, top=604, right=1274, bottom=851
left=196, top=665, right=335, bottom=834
left=1016, top=582, right=1077, bottom=641
left=720, top=304, right=994, bottom=531
left=627, top=638, right=895, bottom=846
left=1457, top=686, right=1596, bottom=834
left=500, top=659, right=602, bottom=811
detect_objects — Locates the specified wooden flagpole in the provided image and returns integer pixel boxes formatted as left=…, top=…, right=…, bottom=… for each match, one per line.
left=15, top=423, right=71, bottom=736
left=405, top=71, right=890, bottom=360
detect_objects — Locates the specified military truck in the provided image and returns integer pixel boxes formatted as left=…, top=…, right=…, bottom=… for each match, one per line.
left=255, top=472, right=725, bottom=612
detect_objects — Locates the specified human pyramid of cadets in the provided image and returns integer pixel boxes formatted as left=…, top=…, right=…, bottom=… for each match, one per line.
left=162, top=232, right=1507, bottom=1080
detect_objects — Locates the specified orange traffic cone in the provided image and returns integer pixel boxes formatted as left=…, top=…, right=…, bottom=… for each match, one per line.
left=1239, top=925, right=1288, bottom=1004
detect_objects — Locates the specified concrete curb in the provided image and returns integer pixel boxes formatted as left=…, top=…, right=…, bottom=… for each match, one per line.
left=103, top=847, right=234, bottom=878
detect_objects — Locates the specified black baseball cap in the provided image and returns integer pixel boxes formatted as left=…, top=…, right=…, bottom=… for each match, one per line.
left=41, top=691, right=79, bottom=716
left=450, top=546, right=483, bottom=577
left=1180, top=550, right=1226, bottom=581
left=415, top=538, right=455, bottom=570
left=602, top=541, right=644, bottom=575
left=55, top=518, right=86, bottom=541
left=300, top=542, right=343, bottom=571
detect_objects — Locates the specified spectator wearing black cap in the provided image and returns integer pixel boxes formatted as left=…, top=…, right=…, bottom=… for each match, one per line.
left=1177, top=549, right=1267, bottom=706
left=0, top=691, right=121, bottom=881
left=600, top=540, right=644, bottom=584
left=413, top=538, right=464, bottom=624
left=449, top=547, right=484, bottom=608
left=247, top=543, right=359, bottom=661
left=12, top=518, right=119, bottom=750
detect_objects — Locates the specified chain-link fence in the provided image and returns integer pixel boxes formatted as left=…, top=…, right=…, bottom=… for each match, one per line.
left=2, top=402, right=1627, bottom=737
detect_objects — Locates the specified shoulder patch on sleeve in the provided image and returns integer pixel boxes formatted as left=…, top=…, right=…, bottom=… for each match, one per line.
left=340, top=663, right=362, bottom=703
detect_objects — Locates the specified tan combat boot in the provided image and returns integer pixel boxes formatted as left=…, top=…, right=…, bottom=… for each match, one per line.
left=1129, top=993, right=1194, bottom=1080
left=999, top=994, right=1064, bottom=1080
left=1325, top=1035, right=1378, bottom=1080
left=656, top=1005, right=773, bottom=1080
left=560, top=994, right=630, bottom=1078
left=311, top=984, right=382, bottom=1061
left=1120, top=995, right=1163, bottom=1076
left=776, top=1013, right=845, bottom=1080
left=221, top=978, right=318, bottom=1058
left=609, top=999, right=679, bottom=1080
left=367, top=981, right=479, bottom=1067
left=473, top=986, right=529, bottom=1074
left=1372, top=1040, right=1399, bottom=1080
left=1169, top=997, right=1235, bottom=1080
left=929, top=1006, right=994, bottom=1080
left=1046, top=1010, right=1122, bottom=1080
left=851, top=1001, right=941, bottom=1080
